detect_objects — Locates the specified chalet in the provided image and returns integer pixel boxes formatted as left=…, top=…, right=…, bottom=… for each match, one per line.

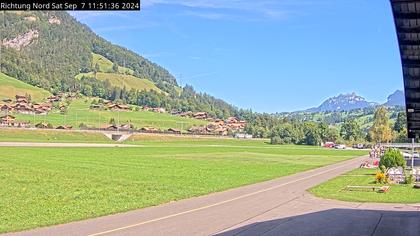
left=171, top=110, right=182, bottom=115
left=140, top=127, right=159, bottom=133
left=214, top=127, right=228, bottom=136
left=116, top=104, right=130, bottom=111
left=108, top=104, right=130, bottom=111
left=193, top=112, right=208, bottom=120
left=33, top=104, right=51, bottom=115
left=120, top=124, right=133, bottom=130
left=152, top=107, right=166, bottom=113
left=226, top=117, right=239, bottom=124
left=105, top=125, right=119, bottom=131
left=167, top=128, right=181, bottom=134
left=2, top=98, right=12, bottom=103
left=35, top=122, right=49, bottom=129
left=214, top=119, right=225, bottom=126
left=1, top=115, right=15, bottom=125
left=11, top=121, right=30, bottom=128
left=188, top=126, right=207, bottom=134
left=15, top=95, right=28, bottom=104
left=0, top=104, right=14, bottom=112
left=56, top=125, right=72, bottom=130
left=14, top=103, right=33, bottom=114
left=179, top=111, right=193, bottom=117
left=47, top=95, right=60, bottom=102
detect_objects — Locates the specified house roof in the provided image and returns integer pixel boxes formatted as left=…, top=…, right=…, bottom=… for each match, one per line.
left=1, top=115, right=15, bottom=119
left=391, top=0, right=420, bottom=138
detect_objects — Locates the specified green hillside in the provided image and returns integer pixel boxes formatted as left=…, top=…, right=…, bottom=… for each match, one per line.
left=13, top=98, right=208, bottom=131
left=92, top=53, right=134, bottom=75
left=76, top=72, right=163, bottom=93
left=0, top=11, right=238, bottom=119
left=0, top=72, right=51, bottom=101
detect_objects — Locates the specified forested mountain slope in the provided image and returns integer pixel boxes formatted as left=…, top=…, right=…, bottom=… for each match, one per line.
left=0, top=11, right=238, bottom=118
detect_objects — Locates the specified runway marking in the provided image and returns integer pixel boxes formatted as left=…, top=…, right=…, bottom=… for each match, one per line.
left=88, top=157, right=364, bottom=236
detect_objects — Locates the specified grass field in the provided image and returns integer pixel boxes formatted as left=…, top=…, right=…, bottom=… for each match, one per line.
left=76, top=72, right=162, bottom=93
left=0, top=72, right=51, bottom=102
left=0, top=129, right=111, bottom=143
left=92, top=53, right=134, bottom=75
left=12, top=98, right=208, bottom=131
left=309, top=168, right=420, bottom=203
left=0, top=139, right=366, bottom=233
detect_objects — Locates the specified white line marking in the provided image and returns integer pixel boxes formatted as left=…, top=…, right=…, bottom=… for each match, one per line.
left=88, top=158, right=363, bottom=236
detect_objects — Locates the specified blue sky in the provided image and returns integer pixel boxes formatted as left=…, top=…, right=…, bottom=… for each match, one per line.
left=70, top=0, right=403, bottom=112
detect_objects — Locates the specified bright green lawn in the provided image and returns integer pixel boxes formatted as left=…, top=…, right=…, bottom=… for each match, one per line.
left=12, top=98, right=208, bottom=131
left=0, top=129, right=111, bottom=143
left=0, top=141, right=365, bottom=233
left=0, top=72, right=51, bottom=102
left=310, top=168, right=420, bottom=204
left=91, top=53, right=134, bottom=75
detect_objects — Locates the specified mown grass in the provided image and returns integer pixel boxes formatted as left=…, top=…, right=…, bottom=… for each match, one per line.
left=0, top=141, right=366, bottom=233
left=0, top=129, right=111, bottom=143
left=309, top=168, right=420, bottom=203
left=76, top=72, right=162, bottom=93
left=0, top=72, right=51, bottom=102
left=92, top=53, right=134, bottom=75
left=12, top=98, right=208, bottom=131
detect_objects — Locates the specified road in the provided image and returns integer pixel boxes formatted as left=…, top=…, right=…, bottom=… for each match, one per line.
left=5, top=155, right=420, bottom=236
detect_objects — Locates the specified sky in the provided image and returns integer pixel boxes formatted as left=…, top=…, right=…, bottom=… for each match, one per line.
left=69, top=0, right=404, bottom=112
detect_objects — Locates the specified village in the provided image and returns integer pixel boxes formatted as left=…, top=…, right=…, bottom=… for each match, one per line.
left=0, top=94, right=249, bottom=137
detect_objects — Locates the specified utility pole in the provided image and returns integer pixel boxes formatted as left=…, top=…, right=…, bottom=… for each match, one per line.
left=412, top=138, right=415, bottom=170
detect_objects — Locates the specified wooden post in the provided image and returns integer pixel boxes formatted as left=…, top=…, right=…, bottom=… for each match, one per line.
left=412, top=138, right=415, bottom=170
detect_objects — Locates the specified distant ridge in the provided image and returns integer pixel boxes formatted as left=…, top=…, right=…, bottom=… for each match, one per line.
left=383, top=90, right=405, bottom=107
left=305, top=92, right=377, bottom=113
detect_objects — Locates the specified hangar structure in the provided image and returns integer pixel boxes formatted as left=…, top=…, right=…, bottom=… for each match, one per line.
left=391, top=0, right=420, bottom=139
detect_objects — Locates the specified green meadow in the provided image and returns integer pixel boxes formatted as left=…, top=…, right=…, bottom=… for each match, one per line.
left=0, top=72, right=51, bottom=102
left=310, top=168, right=420, bottom=204
left=0, top=138, right=366, bottom=233
left=12, top=98, right=208, bottom=131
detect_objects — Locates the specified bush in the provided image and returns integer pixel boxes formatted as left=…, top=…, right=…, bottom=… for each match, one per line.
left=270, top=136, right=284, bottom=145
left=405, top=174, right=415, bottom=185
left=375, top=172, right=387, bottom=184
left=380, top=165, right=387, bottom=174
left=379, top=149, right=406, bottom=170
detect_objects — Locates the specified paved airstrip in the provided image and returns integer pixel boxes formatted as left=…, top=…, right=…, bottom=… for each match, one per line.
left=5, top=155, right=419, bottom=236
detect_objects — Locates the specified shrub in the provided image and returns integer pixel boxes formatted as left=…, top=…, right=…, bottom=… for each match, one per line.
left=375, top=172, right=387, bottom=184
left=270, top=136, right=284, bottom=145
left=379, top=149, right=406, bottom=170
left=405, top=174, right=415, bottom=185
left=379, top=165, right=387, bottom=174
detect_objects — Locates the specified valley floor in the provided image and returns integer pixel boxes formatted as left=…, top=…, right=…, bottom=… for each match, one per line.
left=0, top=134, right=365, bottom=233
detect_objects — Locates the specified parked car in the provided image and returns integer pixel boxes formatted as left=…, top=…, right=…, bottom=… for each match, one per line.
left=335, top=144, right=346, bottom=149
left=352, top=143, right=364, bottom=149
left=402, top=152, right=412, bottom=159
left=324, top=142, right=335, bottom=148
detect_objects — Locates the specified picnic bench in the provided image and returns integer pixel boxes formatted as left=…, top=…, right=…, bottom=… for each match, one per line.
left=343, top=185, right=390, bottom=193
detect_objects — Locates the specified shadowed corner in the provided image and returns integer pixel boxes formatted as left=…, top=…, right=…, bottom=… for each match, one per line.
left=215, top=208, right=420, bottom=236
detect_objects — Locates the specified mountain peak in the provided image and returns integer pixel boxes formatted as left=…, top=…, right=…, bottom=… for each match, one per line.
left=306, top=92, right=376, bottom=113
left=384, top=90, right=405, bottom=107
